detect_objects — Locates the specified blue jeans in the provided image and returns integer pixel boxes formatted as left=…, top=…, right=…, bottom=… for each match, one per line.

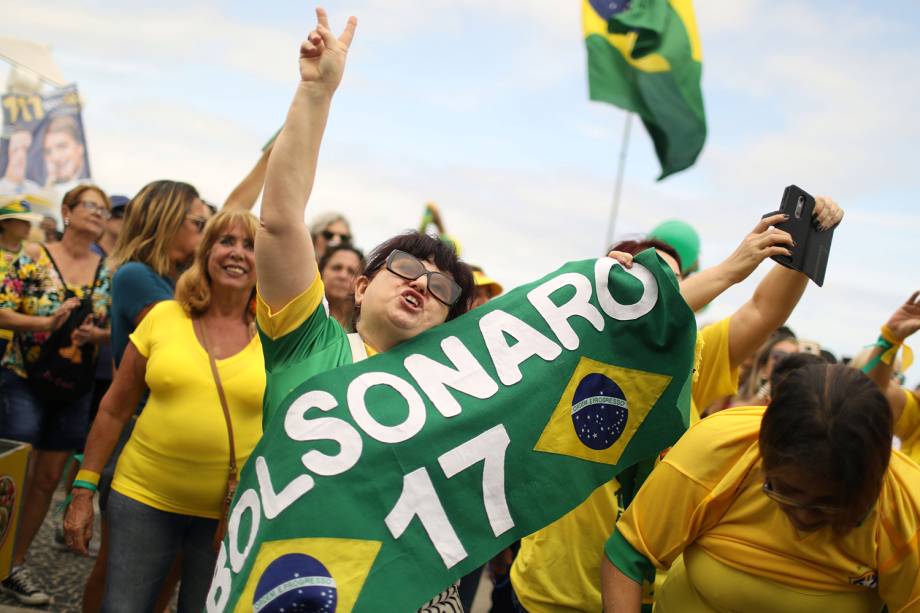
left=103, top=490, right=219, bottom=613
left=0, top=369, right=92, bottom=450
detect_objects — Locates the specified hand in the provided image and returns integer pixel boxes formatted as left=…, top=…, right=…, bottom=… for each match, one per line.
left=812, top=195, right=843, bottom=231
left=885, top=291, right=920, bottom=342
left=298, top=8, right=357, bottom=94
left=46, top=297, right=81, bottom=332
left=70, top=316, right=97, bottom=346
left=605, top=250, right=634, bottom=269
left=63, top=490, right=95, bottom=556
left=720, top=213, right=794, bottom=284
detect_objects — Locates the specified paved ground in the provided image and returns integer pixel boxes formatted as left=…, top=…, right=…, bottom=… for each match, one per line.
left=0, top=489, right=98, bottom=612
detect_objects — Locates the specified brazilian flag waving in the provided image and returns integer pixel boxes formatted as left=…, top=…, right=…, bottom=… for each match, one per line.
left=584, top=0, right=706, bottom=179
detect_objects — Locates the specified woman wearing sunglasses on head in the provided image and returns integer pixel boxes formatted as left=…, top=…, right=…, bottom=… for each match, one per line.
left=254, top=9, right=472, bottom=609
left=0, top=185, right=113, bottom=606
left=601, top=364, right=920, bottom=613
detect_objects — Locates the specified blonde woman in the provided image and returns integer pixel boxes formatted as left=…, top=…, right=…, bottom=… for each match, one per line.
left=66, top=210, right=264, bottom=613
left=79, top=179, right=207, bottom=611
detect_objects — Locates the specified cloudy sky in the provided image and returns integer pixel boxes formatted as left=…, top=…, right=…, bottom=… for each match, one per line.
left=5, top=0, right=919, bottom=382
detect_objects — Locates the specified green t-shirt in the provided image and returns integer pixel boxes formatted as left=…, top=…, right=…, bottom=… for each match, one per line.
left=257, top=273, right=373, bottom=428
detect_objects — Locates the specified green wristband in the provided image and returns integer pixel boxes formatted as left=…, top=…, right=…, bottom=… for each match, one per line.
left=72, top=480, right=98, bottom=493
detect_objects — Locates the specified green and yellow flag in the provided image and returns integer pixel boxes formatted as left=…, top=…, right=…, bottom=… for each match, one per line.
left=583, top=0, right=706, bottom=179
left=206, top=251, right=696, bottom=612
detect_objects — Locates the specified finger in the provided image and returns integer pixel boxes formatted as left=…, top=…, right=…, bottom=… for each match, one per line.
left=753, top=213, right=787, bottom=234
left=767, top=246, right=793, bottom=259
left=316, top=7, right=331, bottom=30
left=316, top=23, right=337, bottom=49
left=908, top=290, right=920, bottom=305
left=339, top=16, right=358, bottom=49
left=812, top=196, right=826, bottom=217
left=757, top=228, right=794, bottom=247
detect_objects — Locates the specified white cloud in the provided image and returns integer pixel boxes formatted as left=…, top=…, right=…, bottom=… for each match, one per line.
left=4, top=0, right=917, bottom=389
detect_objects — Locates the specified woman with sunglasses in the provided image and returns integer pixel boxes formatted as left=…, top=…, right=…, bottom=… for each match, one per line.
left=310, top=211, right=353, bottom=260
left=74, top=179, right=208, bottom=611
left=255, top=10, right=473, bottom=608
left=0, top=184, right=113, bottom=606
left=601, top=364, right=920, bottom=612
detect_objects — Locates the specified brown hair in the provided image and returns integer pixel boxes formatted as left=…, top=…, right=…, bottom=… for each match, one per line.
left=760, top=364, right=891, bottom=533
left=62, top=184, right=110, bottom=221
left=110, top=180, right=200, bottom=275
left=739, top=334, right=800, bottom=400
left=175, top=209, right=258, bottom=317
left=608, top=239, right=682, bottom=275
left=361, top=231, right=474, bottom=322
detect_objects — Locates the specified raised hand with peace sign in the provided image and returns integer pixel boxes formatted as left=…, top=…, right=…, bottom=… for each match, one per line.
left=258, top=7, right=358, bottom=312
left=298, top=7, right=357, bottom=93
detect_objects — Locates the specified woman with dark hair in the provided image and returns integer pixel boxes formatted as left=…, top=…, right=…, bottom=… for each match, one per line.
left=317, top=243, right=364, bottom=331
left=602, top=364, right=920, bottom=612
left=0, top=184, right=113, bottom=605
left=512, top=207, right=843, bottom=612
left=254, top=10, right=471, bottom=608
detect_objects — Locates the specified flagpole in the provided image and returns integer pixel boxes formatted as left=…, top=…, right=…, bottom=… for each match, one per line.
left=605, top=112, right=633, bottom=250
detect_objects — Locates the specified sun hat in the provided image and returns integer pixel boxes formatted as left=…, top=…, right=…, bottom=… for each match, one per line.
left=0, top=195, right=44, bottom=223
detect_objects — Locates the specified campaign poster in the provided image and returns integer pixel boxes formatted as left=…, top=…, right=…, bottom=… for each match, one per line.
left=0, top=84, right=91, bottom=206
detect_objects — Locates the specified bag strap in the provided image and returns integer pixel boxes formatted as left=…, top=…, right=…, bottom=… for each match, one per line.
left=195, top=318, right=237, bottom=481
left=347, top=332, right=368, bottom=362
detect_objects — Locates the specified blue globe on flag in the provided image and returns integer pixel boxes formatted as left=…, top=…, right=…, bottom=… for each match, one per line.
left=253, top=553, right=337, bottom=613
left=588, top=0, right=631, bottom=20
left=571, top=373, right=628, bottom=450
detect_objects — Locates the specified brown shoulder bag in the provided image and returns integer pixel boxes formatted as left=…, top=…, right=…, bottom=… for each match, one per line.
left=195, top=318, right=239, bottom=551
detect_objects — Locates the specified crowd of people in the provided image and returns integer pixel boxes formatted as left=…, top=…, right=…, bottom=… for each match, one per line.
left=0, top=8, right=917, bottom=613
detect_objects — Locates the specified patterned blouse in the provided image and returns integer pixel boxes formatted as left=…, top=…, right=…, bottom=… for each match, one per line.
left=0, top=245, right=112, bottom=378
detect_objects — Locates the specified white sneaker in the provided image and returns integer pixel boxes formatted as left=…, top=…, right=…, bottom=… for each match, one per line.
left=1, top=564, right=53, bottom=605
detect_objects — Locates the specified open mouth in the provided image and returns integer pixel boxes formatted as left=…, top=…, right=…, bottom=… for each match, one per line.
left=401, top=290, right=423, bottom=310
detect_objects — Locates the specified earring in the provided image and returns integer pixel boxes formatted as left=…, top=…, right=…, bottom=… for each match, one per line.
left=63, top=218, right=70, bottom=227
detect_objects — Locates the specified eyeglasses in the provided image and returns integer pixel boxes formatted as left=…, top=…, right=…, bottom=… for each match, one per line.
left=322, top=230, right=351, bottom=243
left=76, top=201, right=112, bottom=220
left=186, top=215, right=208, bottom=233
left=762, top=480, right=841, bottom=515
left=385, top=250, right=462, bottom=307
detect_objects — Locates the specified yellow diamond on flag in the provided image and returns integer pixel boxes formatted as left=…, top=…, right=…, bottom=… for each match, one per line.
left=236, top=537, right=383, bottom=613
left=534, top=356, right=671, bottom=465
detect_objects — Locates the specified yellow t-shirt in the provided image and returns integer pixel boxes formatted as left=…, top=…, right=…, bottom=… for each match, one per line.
left=895, top=388, right=920, bottom=463
left=112, top=300, right=265, bottom=518
left=613, top=406, right=920, bottom=612
left=510, top=317, right=738, bottom=612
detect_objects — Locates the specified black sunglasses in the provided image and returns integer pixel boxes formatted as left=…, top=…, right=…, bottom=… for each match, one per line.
left=385, top=250, right=461, bottom=307
left=322, top=230, right=351, bottom=243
